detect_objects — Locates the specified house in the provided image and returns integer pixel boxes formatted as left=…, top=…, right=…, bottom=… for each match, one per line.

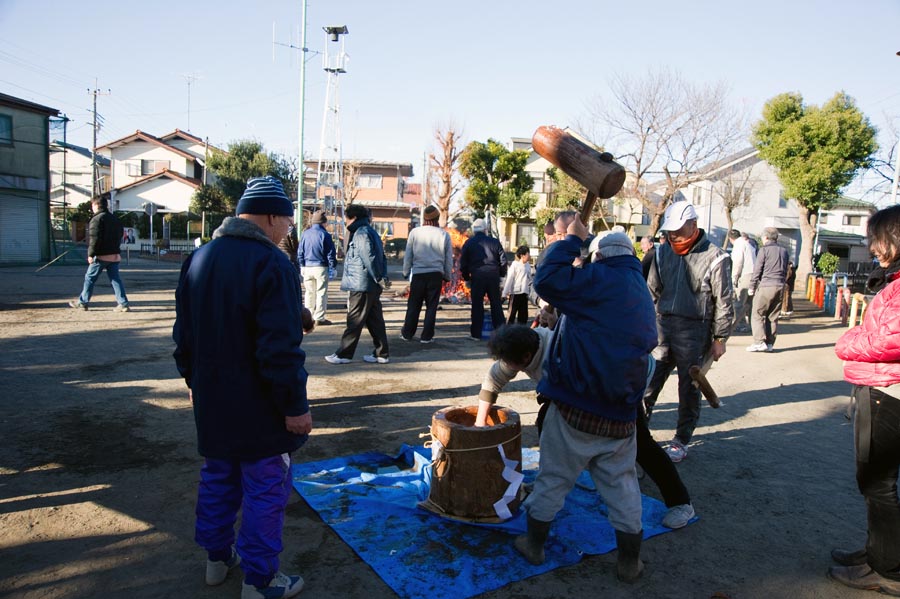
left=302, top=160, right=420, bottom=238
left=95, top=129, right=219, bottom=215
left=681, top=148, right=875, bottom=271
left=0, top=92, right=59, bottom=262
left=49, top=140, right=111, bottom=216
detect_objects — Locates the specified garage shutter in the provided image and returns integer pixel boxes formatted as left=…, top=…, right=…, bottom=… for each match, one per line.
left=0, top=196, right=40, bottom=262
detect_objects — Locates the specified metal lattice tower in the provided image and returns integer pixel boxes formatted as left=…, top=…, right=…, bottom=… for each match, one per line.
left=315, top=26, right=349, bottom=242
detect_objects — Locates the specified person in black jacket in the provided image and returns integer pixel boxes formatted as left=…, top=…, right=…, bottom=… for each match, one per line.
left=460, top=218, right=507, bottom=340
left=68, top=195, right=130, bottom=311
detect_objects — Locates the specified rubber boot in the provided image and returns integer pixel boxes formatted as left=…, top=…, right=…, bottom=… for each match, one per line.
left=831, top=548, right=867, bottom=567
left=615, top=529, right=644, bottom=583
left=514, top=516, right=551, bottom=565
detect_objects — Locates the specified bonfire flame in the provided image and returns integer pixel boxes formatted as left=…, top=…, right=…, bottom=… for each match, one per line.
left=441, top=227, right=471, bottom=304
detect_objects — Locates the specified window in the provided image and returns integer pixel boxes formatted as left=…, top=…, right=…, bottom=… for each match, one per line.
left=126, top=162, right=141, bottom=177
left=843, top=214, right=862, bottom=226
left=692, top=187, right=702, bottom=205
left=0, top=114, right=11, bottom=145
left=819, top=213, right=829, bottom=225
left=370, top=221, right=393, bottom=237
left=358, top=174, right=382, bottom=189
left=141, top=159, right=170, bottom=176
left=531, top=175, right=543, bottom=193
left=778, top=193, right=788, bottom=209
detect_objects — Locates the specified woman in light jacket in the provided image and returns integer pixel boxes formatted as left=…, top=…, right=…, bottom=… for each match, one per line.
left=831, top=204, right=900, bottom=596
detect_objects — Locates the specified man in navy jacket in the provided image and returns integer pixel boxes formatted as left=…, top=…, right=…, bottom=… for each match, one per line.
left=515, top=216, right=658, bottom=584
left=173, top=176, right=311, bottom=599
left=460, top=218, right=507, bottom=339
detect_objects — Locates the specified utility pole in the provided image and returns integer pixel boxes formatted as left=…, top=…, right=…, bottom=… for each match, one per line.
left=88, top=82, right=110, bottom=198
left=184, top=73, right=200, bottom=132
left=273, top=3, right=311, bottom=228
left=298, top=0, right=308, bottom=229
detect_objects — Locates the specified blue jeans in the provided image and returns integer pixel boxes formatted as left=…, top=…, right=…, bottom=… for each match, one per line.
left=195, top=454, right=293, bottom=587
left=78, top=259, right=129, bottom=306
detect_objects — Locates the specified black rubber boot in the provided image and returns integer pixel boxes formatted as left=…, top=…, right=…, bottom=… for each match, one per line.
left=831, top=547, right=867, bottom=567
left=514, top=516, right=551, bottom=565
left=615, top=529, right=645, bottom=583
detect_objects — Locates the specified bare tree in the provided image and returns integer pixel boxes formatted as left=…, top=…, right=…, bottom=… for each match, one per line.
left=343, top=161, right=361, bottom=205
left=713, top=165, right=756, bottom=249
left=429, top=124, right=464, bottom=227
left=585, top=68, right=745, bottom=236
left=862, top=117, right=898, bottom=204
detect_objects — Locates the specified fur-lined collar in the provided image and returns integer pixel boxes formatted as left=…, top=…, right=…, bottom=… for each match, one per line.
left=212, top=216, right=276, bottom=248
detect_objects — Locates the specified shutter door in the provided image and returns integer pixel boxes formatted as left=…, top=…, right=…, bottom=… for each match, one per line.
left=0, top=196, right=40, bottom=262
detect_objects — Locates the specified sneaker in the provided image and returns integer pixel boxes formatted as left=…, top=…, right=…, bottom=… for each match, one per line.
left=399, top=334, right=413, bottom=342
left=467, top=335, right=482, bottom=341
left=206, top=546, right=241, bottom=586
left=765, top=344, right=774, bottom=353
left=324, top=354, right=351, bottom=364
left=746, top=342, right=768, bottom=352
left=315, top=319, right=332, bottom=326
left=241, top=572, right=304, bottom=599
left=662, top=503, right=696, bottom=529
left=663, top=439, right=687, bottom=463
left=68, top=300, right=87, bottom=311
left=363, top=354, right=389, bottom=364
left=420, top=338, right=434, bottom=344
left=114, top=304, right=130, bottom=312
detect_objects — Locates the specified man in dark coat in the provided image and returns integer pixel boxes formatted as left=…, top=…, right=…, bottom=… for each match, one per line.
left=460, top=218, right=507, bottom=340
left=69, top=194, right=130, bottom=311
left=173, top=176, right=311, bottom=599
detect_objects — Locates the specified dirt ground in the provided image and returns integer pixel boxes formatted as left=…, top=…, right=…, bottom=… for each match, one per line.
left=0, top=256, right=876, bottom=599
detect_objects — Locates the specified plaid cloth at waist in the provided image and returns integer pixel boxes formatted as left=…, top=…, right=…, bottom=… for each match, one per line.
left=554, top=400, right=634, bottom=439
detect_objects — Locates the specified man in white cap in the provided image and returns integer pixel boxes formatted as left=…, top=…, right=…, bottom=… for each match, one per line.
left=643, top=200, right=734, bottom=463
left=460, top=218, right=507, bottom=340
left=401, top=204, right=452, bottom=343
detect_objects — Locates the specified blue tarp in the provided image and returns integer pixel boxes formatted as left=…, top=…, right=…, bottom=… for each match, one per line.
left=292, top=445, right=687, bottom=599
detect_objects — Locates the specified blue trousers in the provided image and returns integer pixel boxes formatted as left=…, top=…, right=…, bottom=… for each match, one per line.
left=78, top=259, right=129, bottom=306
left=195, top=454, right=292, bottom=587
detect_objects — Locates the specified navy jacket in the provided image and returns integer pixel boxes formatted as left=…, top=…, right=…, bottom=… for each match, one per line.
left=173, top=217, right=309, bottom=460
left=460, top=232, right=507, bottom=280
left=534, top=236, right=658, bottom=422
left=298, top=224, right=336, bottom=269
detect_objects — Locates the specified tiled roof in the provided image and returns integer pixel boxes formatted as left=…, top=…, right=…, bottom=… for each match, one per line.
left=159, top=129, right=224, bottom=153
left=50, top=140, right=111, bottom=166
left=95, top=130, right=197, bottom=161
left=113, top=169, right=201, bottom=193
left=0, top=92, right=58, bottom=116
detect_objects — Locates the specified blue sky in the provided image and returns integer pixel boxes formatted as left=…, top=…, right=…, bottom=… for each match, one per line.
left=2, top=0, right=898, bottom=199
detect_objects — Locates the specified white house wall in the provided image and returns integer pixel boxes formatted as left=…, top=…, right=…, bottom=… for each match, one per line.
left=106, top=142, right=191, bottom=188
left=165, top=138, right=208, bottom=161
left=114, top=178, right=195, bottom=213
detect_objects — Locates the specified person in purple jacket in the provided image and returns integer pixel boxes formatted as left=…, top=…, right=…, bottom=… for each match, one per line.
left=174, top=176, right=312, bottom=599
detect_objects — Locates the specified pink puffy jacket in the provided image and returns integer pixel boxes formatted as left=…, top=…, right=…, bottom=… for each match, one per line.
left=835, top=274, right=900, bottom=386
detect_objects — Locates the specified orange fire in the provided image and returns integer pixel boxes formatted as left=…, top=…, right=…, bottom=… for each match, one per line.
left=441, top=227, right=471, bottom=303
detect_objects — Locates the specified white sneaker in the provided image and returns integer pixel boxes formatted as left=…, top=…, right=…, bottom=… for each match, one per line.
left=363, top=354, right=389, bottom=364
left=206, top=546, right=240, bottom=585
left=324, top=354, right=351, bottom=364
left=662, top=504, right=696, bottom=529
left=420, top=338, right=434, bottom=344
left=746, top=342, right=768, bottom=352
left=241, top=572, right=304, bottom=599
left=663, top=439, right=687, bottom=463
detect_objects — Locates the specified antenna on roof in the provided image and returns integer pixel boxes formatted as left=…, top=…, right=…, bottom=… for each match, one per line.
left=183, top=73, right=201, bottom=132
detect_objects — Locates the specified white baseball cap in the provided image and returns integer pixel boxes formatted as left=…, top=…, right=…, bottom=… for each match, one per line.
left=659, top=201, right=698, bottom=232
